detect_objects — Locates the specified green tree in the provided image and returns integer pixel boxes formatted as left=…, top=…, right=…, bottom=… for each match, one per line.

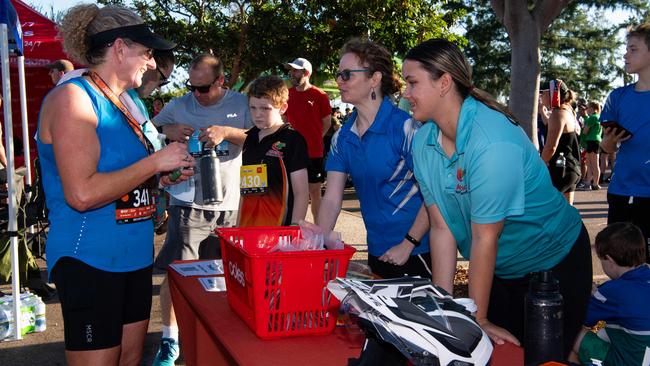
left=462, top=0, right=645, bottom=145
left=99, top=0, right=466, bottom=90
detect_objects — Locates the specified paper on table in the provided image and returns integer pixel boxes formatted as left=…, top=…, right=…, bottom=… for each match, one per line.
left=166, top=178, right=195, bottom=202
left=170, top=260, right=224, bottom=277
left=198, top=277, right=227, bottom=292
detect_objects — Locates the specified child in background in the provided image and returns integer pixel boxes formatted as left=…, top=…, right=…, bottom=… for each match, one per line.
left=570, top=222, right=650, bottom=365
left=238, top=75, right=309, bottom=226
left=582, top=102, right=602, bottom=190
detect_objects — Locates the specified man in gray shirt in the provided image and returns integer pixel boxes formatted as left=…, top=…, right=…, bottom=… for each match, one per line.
left=152, top=54, right=252, bottom=366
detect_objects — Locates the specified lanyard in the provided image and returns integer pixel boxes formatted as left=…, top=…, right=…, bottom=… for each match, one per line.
left=85, top=71, right=154, bottom=156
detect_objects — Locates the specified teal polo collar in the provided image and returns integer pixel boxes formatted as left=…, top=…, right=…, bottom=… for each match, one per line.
left=425, top=96, right=478, bottom=156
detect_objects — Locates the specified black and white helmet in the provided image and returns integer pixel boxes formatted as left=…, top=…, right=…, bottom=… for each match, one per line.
left=328, top=277, right=492, bottom=366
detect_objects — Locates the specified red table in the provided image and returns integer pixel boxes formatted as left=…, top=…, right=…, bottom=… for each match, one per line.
left=168, top=262, right=524, bottom=366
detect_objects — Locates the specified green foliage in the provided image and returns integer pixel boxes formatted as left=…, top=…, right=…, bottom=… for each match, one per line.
left=99, top=0, right=466, bottom=91
left=462, top=0, right=647, bottom=102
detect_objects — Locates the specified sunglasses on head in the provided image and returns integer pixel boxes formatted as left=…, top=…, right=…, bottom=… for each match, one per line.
left=185, top=75, right=219, bottom=93
left=156, top=67, right=169, bottom=87
left=336, top=69, right=368, bottom=81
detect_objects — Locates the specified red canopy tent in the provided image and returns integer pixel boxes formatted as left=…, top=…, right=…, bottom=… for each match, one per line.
left=0, top=0, right=70, bottom=167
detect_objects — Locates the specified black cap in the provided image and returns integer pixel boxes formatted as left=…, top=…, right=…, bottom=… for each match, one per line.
left=87, top=24, right=176, bottom=52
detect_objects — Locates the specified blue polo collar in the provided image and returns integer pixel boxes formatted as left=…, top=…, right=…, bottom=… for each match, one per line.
left=348, top=96, right=395, bottom=137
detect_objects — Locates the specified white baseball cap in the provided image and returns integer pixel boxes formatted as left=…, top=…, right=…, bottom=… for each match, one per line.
left=285, top=58, right=313, bottom=75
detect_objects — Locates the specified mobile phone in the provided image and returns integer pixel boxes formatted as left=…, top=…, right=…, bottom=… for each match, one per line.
left=601, top=121, right=633, bottom=138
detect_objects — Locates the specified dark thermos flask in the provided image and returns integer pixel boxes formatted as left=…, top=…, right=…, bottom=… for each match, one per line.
left=524, top=270, right=564, bottom=365
left=200, top=150, right=223, bottom=204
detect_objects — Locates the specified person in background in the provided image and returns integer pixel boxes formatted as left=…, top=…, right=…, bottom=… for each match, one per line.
left=124, top=50, right=175, bottom=233
left=238, top=75, right=309, bottom=226
left=540, top=79, right=581, bottom=204
left=581, top=101, right=602, bottom=190
left=45, top=59, right=74, bottom=86
left=319, top=38, right=432, bottom=279
left=600, top=22, right=650, bottom=264
left=152, top=53, right=252, bottom=366
left=570, top=223, right=650, bottom=366
left=152, top=97, right=164, bottom=117
left=405, top=38, right=592, bottom=356
left=0, top=96, right=7, bottom=170
left=323, top=107, right=341, bottom=157
left=575, top=98, right=590, bottom=189
left=36, top=4, right=192, bottom=365
left=284, top=57, right=331, bottom=222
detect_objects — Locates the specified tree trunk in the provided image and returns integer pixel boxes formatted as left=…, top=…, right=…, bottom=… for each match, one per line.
left=508, top=26, right=541, bottom=149
left=491, top=0, right=573, bottom=149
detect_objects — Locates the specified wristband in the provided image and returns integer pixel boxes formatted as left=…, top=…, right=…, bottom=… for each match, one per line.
left=404, top=233, right=421, bottom=247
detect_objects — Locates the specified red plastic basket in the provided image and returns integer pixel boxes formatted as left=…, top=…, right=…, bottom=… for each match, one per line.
left=217, top=226, right=356, bottom=339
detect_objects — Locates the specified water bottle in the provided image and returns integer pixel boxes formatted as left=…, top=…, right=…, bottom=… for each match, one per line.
left=555, top=152, right=566, bottom=168
left=524, top=270, right=564, bottom=365
left=188, top=130, right=202, bottom=157
left=0, top=303, right=11, bottom=340
left=200, top=150, right=223, bottom=204
left=215, top=141, right=229, bottom=157
left=33, top=295, right=46, bottom=333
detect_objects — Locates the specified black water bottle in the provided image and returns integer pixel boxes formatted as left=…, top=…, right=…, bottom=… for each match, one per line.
left=524, top=270, right=564, bottom=365
left=200, top=150, right=223, bottom=204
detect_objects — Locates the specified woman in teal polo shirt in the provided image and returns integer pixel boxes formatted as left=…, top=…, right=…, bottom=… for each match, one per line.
left=403, top=39, right=592, bottom=357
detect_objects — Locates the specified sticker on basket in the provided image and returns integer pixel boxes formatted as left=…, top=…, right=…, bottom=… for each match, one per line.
left=229, top=261, right=245, bottom=287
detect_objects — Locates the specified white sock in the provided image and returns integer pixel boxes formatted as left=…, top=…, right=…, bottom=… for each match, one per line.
left=162, top=325, right=179, bottom=341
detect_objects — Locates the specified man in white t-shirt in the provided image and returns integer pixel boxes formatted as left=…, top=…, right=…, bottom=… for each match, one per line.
left=151, top=53, right=252, bottom=366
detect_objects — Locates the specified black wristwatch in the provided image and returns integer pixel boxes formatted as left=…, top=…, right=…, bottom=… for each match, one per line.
left=404, top=233, right=421, bottom=247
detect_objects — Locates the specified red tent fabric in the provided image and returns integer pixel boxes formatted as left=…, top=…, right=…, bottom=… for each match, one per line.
left=0, top=0, right=70, bottom=166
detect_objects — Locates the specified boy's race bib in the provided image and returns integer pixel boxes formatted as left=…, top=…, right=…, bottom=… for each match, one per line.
left=240, top=164, right=268, bottom=195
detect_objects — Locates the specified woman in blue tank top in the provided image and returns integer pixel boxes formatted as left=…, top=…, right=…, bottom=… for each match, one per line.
left=36, top=4, right=193, bottom=365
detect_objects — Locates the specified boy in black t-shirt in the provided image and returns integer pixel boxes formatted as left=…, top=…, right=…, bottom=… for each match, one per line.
left=239, top=75, right=309, bottom=226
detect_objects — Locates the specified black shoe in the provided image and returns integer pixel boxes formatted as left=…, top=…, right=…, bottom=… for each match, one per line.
left=591, top=184, right=601, bottom=191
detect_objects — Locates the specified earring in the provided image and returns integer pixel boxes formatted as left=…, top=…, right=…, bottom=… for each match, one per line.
left=371, top=88, right=377, bottom=100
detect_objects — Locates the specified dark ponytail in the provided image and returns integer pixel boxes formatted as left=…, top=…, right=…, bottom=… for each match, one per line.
left=404, top=39, right=519, bottom=126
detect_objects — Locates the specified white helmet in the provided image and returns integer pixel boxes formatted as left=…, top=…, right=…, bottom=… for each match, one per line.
left=328, top=277, right=493, bottom=366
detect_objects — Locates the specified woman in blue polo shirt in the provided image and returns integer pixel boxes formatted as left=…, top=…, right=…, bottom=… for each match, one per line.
left=317, top=39, right=432, bottom=279
left=403, top=39, right=592, bottom=357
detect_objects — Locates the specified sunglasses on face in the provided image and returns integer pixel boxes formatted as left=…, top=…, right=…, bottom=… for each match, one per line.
left=157, top=67, right=169, bottom=87
left=185, top=76, right=219, bottom=93
left=336, top=69, right=368, bottom=81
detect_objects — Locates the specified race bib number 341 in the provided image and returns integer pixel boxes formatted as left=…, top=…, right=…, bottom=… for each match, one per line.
left=240, top=164, right=268, bottom=195
left=115, top=186, right=156, bottom=224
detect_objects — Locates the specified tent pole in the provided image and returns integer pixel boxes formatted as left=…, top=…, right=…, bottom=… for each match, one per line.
left=17, top=55, right=31, bottom=190
left=1, top=23, right=22, bottom=341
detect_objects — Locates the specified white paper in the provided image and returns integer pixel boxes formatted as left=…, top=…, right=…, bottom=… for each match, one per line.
left=198, top=277, right=227, bottom=292
left=170, top=260, right=224, bottom=277
left=165, top=178, right=195, bottom=202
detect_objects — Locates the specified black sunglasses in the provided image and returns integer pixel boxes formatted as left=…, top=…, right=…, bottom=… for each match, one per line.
left=185, top=75, right=219, bottom=93
left=157, top=67, right=169, bottom=87
left=336, top=69, right=368, bottom=81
